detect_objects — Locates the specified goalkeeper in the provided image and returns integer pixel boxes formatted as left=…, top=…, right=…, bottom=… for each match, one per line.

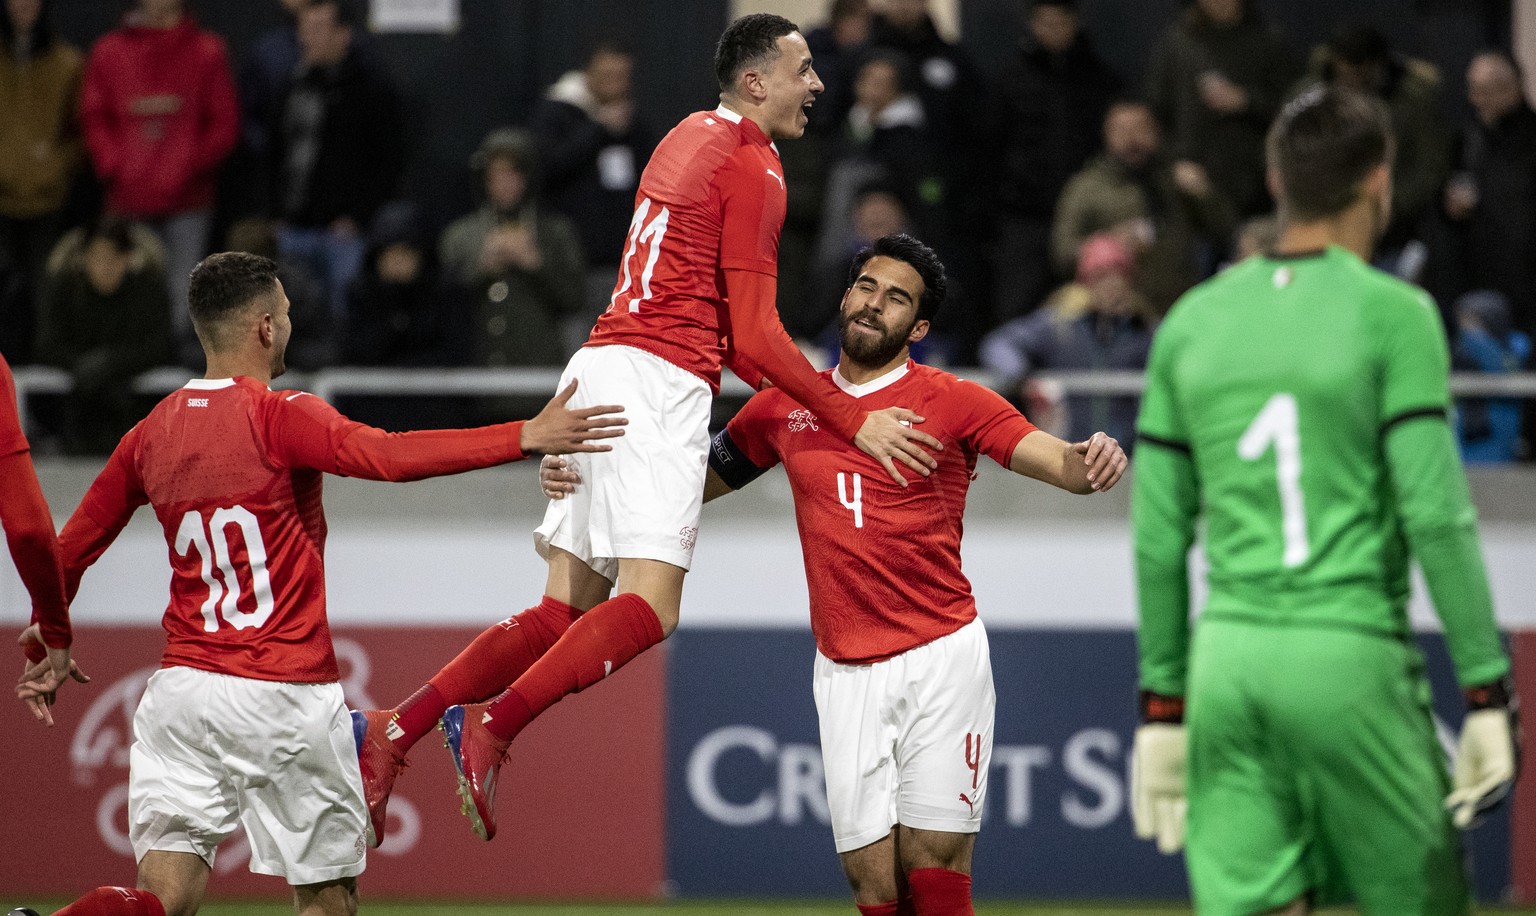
left=1130, top=85, right=1519, bottom=916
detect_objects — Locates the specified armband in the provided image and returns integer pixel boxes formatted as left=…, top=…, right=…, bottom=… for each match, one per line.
left=709, top=428, right=771, bottom=491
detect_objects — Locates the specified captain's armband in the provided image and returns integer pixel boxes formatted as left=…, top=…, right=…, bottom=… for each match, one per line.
left=709, top=428, right=771, bottom=491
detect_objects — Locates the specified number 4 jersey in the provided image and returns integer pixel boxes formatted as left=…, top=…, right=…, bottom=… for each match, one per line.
left=713, top=361, right=1037, bottom=665
left=1134, top=246, right=1506, bottom=692
left=58, top=376, right=529, bottom=683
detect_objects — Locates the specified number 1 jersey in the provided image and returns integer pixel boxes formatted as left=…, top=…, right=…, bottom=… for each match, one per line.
left=1136, top=246, right=1457, bottom=632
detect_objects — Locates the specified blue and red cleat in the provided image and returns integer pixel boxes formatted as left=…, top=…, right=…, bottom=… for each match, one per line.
left=441, top=703, right=511, bottom=841
left=351, top=709, right=408, bottom=848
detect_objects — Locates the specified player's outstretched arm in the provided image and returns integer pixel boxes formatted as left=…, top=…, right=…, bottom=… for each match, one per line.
left=519, top=379, right=627, bottom=456
left=0, top=449, right=70, bottom=652
left=16, top=623, right=90, bottom=727
left=1007, top=429, right=1126, bottom=493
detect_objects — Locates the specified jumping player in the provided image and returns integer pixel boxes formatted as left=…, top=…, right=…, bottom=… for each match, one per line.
left=353, top=13, right=941, bottom=847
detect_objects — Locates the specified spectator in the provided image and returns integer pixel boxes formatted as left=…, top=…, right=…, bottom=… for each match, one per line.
left=805, top=181, right=914, bottom=342
left=271, top=0, right=404, bottom=320
left=803, top=0, right=873, bottom=136
left=80, top=0, right=238, bottom=364
left=994, top=0, right=1122, bottom=322
left=1451, top=290, right=1530, bottom=463
left=816, top=51, right=936, bottom=296
left=230, top=0, right=305, bottom=218
left=224, top=216, right=334, bottom=370
left=1442, top=50, right=1536, bottom=341
left=1144, top=0, right=1295, bottom=218
left=867, top=0, right=988, bottom=332
left=1299, top=25, right=1448, bottom=277
left=33, top=214, right=170, bottom=454
left=0, top=0, right=82, bottom=364
left=440, top=128, right=584, bottom=369
left=527, top=41, right=655, bottom=348
left=980, top=232, right=1154, bottom=447
left=345, top=200, right=462, bottom=368
left=1052, top=98, right=1235, bottom=313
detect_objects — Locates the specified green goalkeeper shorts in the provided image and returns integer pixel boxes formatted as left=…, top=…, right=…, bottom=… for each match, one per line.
left=1185, top=617, right=1470, bottom=916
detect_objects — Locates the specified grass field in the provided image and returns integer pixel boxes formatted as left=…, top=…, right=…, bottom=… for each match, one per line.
left=16, top=903, right=1536, bottom=915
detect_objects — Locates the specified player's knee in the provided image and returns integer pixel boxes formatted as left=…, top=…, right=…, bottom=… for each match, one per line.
left=897, top=827, right=973, bottom=873
left=292, top=877, right=357, bottom=916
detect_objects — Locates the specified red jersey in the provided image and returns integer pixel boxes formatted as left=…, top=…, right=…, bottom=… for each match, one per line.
left=718, top=361, right=1038, bottom=664
left=587, top=105, right=865, bottom=440
left=58, top=377, right=527, bottom=683
left=0, top=355, right=69, bottom=647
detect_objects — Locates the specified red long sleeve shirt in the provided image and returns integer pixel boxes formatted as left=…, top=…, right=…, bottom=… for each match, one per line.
left=59, top=377, right=526, bottom=682
left=0, top=355, right=69, bottom=648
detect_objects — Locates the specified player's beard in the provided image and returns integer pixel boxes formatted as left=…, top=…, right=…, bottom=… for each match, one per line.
left=839, top=308, right=914, bottom=369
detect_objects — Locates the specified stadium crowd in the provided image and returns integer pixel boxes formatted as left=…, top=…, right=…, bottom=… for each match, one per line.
left=0, top=0, right=1532, bottom=458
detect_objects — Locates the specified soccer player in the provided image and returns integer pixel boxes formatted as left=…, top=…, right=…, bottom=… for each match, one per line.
left=2, top=352, right=84, bottom=726
left=14, top=252, right=625, bottom=916
left=1129, top=87, right=1519, bottom=915
left=352, top=13, right=940, bottom=846
left=542, top=234, right=1128, bottom=916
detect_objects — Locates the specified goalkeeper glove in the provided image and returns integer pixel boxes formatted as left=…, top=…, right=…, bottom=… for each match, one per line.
left=1131, top=690, right=1187, bottom=855
left=1446, top=676, right=1521, bottom=829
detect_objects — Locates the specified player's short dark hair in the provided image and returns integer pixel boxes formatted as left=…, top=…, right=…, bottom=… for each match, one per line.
left=1267, top=85, right=1393, bottom=220
left=847, top=234, right=947, bottom=324
left=715, top=13, right=799, bottom=92
left=188, top=252, right=281, bottom=351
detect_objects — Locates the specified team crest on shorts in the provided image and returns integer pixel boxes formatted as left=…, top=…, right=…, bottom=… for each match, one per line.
left=680, top=526, right=698, bottom=551
left=787, top=408, right=819, bottom=432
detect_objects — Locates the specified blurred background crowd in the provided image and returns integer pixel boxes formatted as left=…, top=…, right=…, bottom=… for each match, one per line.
left=0, top=0, right=1531, bottom=459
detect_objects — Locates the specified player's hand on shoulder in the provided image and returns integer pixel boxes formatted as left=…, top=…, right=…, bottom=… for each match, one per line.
left=854, top=407, right=943, bottom=488
left=15, top=623, right=90, bottom=728
left=521, top=379, right=627, bottom=456
left=1074, top=431, right=1128, bottom=492
left=539, top=455, right=582, bottom=500
left=1446, top=677, right=1521, bottom=829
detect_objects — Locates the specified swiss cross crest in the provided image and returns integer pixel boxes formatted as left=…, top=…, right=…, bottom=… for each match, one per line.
left=787, top=409, right=819, bottom=432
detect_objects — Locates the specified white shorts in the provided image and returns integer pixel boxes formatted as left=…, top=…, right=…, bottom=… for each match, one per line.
left=535, top=344, right=711, bottom=580
left=129, top=666, right=367, bottom=885
left=813, top=618, right=996, bottom=854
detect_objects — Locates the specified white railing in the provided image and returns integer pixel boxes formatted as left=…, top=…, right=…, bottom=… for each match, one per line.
left=14, top=365, right=1536, bottom=433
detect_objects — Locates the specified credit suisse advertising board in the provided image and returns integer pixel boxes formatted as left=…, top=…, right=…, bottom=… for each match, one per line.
left=0, top=626, right=1529, bottom=903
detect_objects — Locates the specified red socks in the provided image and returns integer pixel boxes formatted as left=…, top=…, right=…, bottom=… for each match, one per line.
left=51, top=886, right=165, bottom=916
left=907, top=868, right=972, bottom=916
left=388, top=597, right=582, bottom=752
left=430, top=597, right=582, bottom=704
left=857, top=903, right=899, bottom=916
left=483, top=592, right=664, bottom=743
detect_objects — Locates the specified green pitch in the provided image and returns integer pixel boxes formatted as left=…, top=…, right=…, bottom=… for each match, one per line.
left=21, top=903, right=1536, bottom=915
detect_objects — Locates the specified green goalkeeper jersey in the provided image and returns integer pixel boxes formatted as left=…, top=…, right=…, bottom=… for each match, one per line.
left=1133, top=245, right=1508, bottom=694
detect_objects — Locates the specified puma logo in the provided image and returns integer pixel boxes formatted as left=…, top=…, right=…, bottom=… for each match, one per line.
left=603, top=660, right=613, bottom=677
left=960, top=792, right=976, bottom=817
left=766, top=168, right=784, bottom=190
